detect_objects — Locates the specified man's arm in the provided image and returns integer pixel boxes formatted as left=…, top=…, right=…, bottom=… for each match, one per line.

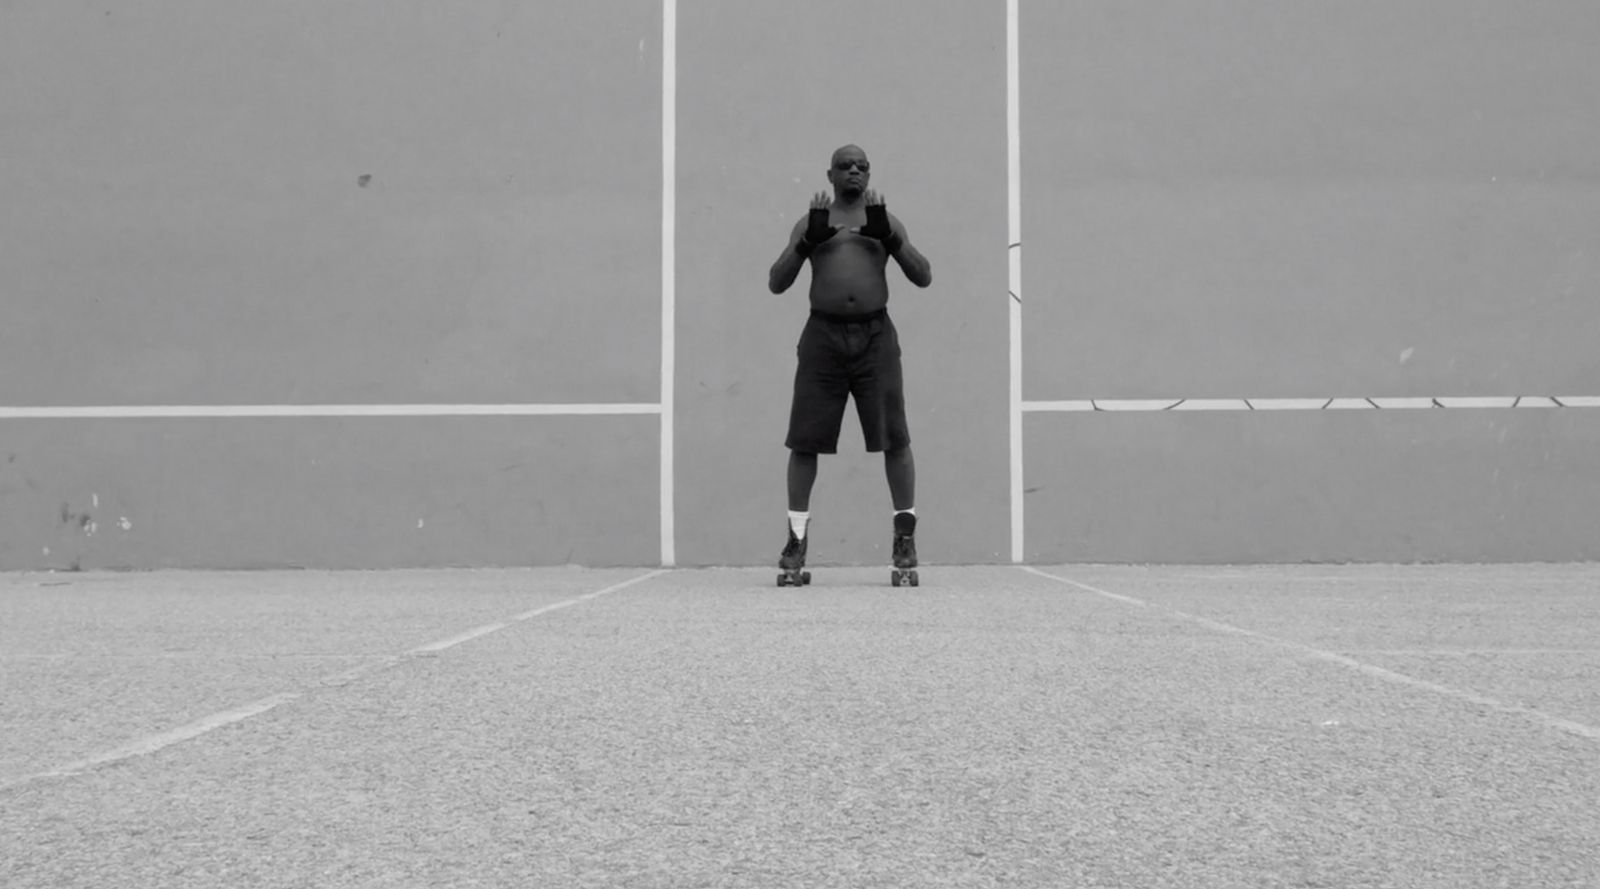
left=887, top=214, right=933, bottom=288
left=770, top=192, right=838, bottom=294
left=861, top=194, right=932, bottom=289
left=768, top=217, right=809, bottom=294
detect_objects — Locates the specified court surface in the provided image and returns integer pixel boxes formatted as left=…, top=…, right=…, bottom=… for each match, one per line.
left=3, top=563, right=1597, bottom=888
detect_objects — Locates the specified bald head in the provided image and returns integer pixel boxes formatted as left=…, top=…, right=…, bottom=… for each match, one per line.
left=831, top=144, right=867, bottom=166
left=827, top=144, right=871, bottom=201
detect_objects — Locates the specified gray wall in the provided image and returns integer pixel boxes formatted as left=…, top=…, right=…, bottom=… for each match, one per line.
left=1020, top=1, right=1600, bottom=563
left=3, top=1, right=665, bottom=568
left=3, top=2, right=1596, bottom=568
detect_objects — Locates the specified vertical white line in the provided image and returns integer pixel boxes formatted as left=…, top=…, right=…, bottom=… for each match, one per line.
left=1006, top=0, right=1024, bottom=564
left=660, top=0, right=678, bottom=567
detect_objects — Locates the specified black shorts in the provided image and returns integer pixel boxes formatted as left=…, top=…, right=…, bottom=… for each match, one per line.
left=785, top=308, right=911, bottom=454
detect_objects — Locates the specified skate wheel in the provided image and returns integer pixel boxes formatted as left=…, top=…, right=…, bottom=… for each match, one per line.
left=776, top=573, right=789, bottom=587
left=801, top=571, right=811, bottom=585
left=909, top=571, right=919, bottom=587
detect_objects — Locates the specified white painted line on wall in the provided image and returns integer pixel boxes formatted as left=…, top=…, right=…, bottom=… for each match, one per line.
left=1169, top=399, right=1249, bottom=411
left=2, top=570, right=670, bottom=792
left=1020, top=396, right=1600, bottom=413
left=1021, top=567, right=1600, bottom=742
left=659, top=0, right=678, bottom=568
left=1006, top=0, right=1024, bottom=565
left=0, top=403, right=663, bottom=419
left=1021, top=400, right=1094, bottom=413
left=1247, top=398, right=1335, bottom=411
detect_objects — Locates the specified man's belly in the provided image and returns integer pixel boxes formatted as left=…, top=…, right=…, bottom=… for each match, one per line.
left=807, top=237, right=890, bottom=315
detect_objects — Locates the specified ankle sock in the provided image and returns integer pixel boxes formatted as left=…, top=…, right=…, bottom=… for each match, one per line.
left=788, top=510, right=810, bottom=539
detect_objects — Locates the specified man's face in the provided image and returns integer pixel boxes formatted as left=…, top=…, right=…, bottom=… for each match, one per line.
left=827, top=148, right=870, bottom=198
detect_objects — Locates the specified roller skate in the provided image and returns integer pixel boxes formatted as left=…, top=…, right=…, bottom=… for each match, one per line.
left=776, top=527, right=811, bottom=587
left=890, top=512, right=919, bottom=587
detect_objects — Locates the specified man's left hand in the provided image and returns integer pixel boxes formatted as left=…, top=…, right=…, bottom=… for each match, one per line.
left=860, top=190, right=903, bottom=254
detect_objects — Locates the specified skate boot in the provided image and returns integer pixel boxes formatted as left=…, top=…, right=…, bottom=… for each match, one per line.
left=890, top=512, right=919, bottom=587
left=776, top=527, right=811, bottom=587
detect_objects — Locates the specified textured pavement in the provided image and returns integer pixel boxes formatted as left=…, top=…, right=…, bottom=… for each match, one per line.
left=3, top=564, right=1598, bottom=887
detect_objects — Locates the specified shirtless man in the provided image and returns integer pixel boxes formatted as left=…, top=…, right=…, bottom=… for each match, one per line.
left=767, top=144, right=934, bottom=581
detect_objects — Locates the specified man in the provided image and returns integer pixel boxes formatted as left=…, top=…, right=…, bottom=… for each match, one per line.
left=766, top=144, right=934, bottom=580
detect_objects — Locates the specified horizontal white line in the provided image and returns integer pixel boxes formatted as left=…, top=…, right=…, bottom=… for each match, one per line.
left=0, top=403, right=663, bottom=419
left=1023, top=396, right=1600, bottom=413
left=1334, top=648, right=1600, bottom=656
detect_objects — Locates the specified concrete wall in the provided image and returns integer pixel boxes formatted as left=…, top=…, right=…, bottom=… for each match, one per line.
left=3, top=1, right=1597, bottom=568
left=1020, top=1, right=1600, bottom=562
left=2, top=1, right=664, bottom=568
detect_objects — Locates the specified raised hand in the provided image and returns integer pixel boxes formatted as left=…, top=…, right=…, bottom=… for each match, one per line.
left=798, top=191, right=838, bottom=255
left=859, top=190, right=902, bottom=253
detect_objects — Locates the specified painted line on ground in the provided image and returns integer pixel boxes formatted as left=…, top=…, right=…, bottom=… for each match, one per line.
left=1333, top=648, right=1600, bottom=657
left=510, top=570, right=666, bottom=621
left=408, top=570, right=668, bottom=653
left=408, top=622, right=513, bottom=654
left=17, top=693, right=303, bottom=785
left=0, top=404, right=662, bottom=419
left=0, top=653, right=401, bottom=661
left=2, top=570, right=670, bottom=793
left=1022, top=396, right=1600, bottom=413
left=1021, top=566, right=1600, bottom=742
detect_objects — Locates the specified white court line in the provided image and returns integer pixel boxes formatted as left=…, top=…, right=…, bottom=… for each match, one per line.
left=408, top=622, right=512, bottom=654
left=0, top=653, right=398, bottom=661
left=3, top=570, right=669, bottom=792
left=19, top=693, right=302, bottom=784
left=0, top=403, right=661, bottom=419
left=418, top=569, right=669, bottom=647
left=1021, top=396, right=1600, bottom=413
left=1021, top=566, right=1600, bottom=742
left=1006, top=0, right=1024, bottom=564
left=659, top=0, right=678, bottom=568
left=1335, top=648, right=1600, bottom=657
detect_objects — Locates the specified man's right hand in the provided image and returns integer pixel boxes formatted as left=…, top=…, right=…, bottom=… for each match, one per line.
left=798, top=192, right=837, bottom=255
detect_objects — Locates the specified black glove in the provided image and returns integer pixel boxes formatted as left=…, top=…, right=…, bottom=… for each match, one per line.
left=861, top=203, right=903, bottom=254
left=796, top=207, right=838, bottom=256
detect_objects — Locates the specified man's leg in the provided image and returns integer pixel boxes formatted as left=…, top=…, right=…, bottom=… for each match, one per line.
left=788, top=450, right=819, bottom=512
left=781, top=450, right=818, bottom=573
left=852, top=316, right=917, bottom=567
left=886, top=445, right=917, bottom=570
left=783, top=314, right=845, bottom=572
left=883, top=445, right=914, bottom=512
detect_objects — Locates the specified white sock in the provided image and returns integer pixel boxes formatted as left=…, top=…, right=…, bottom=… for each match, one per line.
left=788, top=510, right=810, bottom=538
left=895, top=508, right=916, bottom=518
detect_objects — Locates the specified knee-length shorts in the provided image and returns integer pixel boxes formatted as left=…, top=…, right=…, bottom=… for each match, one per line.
left=785, top=308, right=911, bottom=454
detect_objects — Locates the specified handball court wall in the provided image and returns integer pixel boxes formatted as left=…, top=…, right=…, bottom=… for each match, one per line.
left=2, top=1, right=1597, bottom=570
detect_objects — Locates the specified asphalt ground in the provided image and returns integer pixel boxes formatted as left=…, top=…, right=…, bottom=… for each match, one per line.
left=2, top=564, right=1597, bottom=888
